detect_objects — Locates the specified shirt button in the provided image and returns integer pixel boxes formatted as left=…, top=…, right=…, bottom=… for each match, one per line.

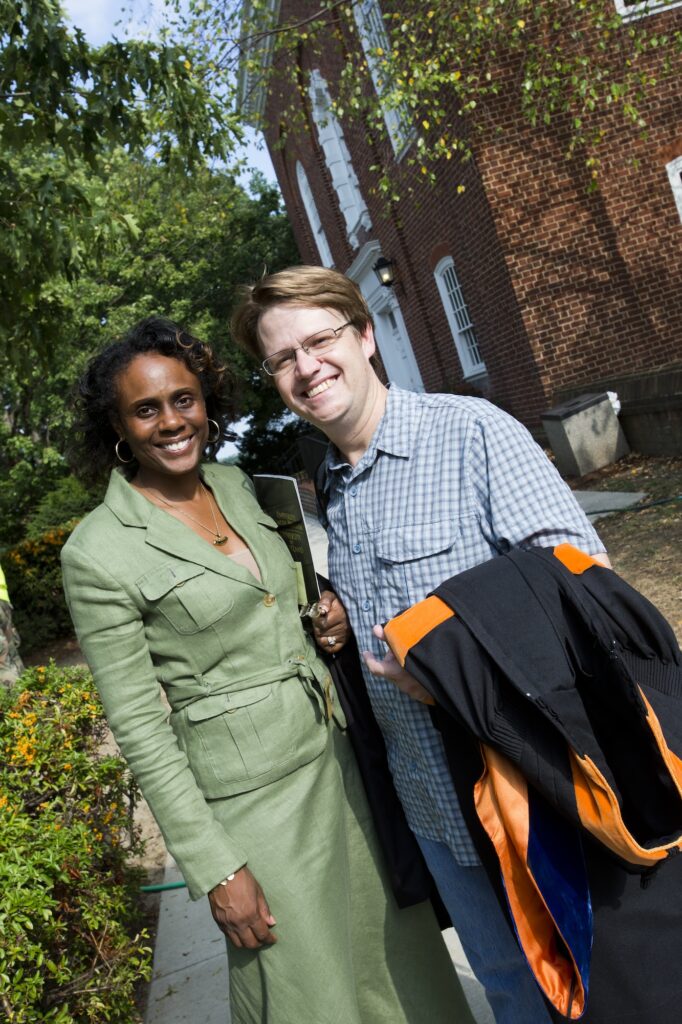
left=362, top=599, right=372, bottom=611
left=263, top=593, right=276, bottom=607
left=350, top=486, right=358, bottom=496
left=352, top=542, right=362, bottom=554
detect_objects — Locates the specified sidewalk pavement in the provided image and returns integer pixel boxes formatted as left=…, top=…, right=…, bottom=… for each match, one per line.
left=145, top=488, right=644, bottom=1024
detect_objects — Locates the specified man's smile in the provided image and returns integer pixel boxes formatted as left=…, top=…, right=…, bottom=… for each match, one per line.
left=305, top=378, right=337, bottom=399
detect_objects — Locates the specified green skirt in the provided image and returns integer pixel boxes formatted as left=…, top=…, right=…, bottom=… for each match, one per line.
left=211, top=724, right=474, bottom=1024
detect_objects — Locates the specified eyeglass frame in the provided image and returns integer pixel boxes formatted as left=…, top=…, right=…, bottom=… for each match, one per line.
left=260, top=321, right=354, bottom=377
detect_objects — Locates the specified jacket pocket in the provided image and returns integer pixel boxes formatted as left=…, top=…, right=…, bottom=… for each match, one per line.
left=136, top=563, right=233, bottom=635
left=175, top=678, right=327, bottom=796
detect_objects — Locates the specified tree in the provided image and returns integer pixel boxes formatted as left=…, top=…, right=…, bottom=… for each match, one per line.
left=0, top=154, right=298, bottom=548
left=181, top=0, right=682, bottom=197
left=0, top=0, right=239, bottom=362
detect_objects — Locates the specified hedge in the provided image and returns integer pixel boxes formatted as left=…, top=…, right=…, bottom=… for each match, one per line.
left=3, top=525, right=77, bottom=656
left=0, top=663, right=152, bottom=1023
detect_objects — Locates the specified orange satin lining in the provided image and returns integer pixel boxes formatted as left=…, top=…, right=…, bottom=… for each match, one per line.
left=384, top=595, right=454, bottom=668
left=570, top=689, right=682, bottom=865
left=475, top=746, right=585, bottom=1018
left=553, top=543, right=601, bottom=575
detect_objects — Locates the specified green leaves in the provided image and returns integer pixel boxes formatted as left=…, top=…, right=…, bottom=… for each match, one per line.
left=204, top=0, right=681, bottom=200
left=0, top=664, right=151, bottom=1023
left=0, top=153, right=297, bottom=552
left=0, top=0, right=240, bottom=363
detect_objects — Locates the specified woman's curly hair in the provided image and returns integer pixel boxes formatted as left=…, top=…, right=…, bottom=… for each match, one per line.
left=69, top=316, right=239, bottom=485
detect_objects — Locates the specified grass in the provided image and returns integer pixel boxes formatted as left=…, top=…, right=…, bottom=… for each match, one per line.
left=569, top=454, right=682, bottom=642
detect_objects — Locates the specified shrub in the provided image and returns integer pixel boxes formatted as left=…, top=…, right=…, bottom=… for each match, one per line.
left=0, top=663, right=151, bottom=1023
left=3, top=526, right=76, bottom=655
left=24, top=478, right=101, bottom=541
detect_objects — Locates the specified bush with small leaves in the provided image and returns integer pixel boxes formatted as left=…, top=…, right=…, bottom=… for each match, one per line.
left=0, top=663, right=151, bottom=1023
left=3, top=526, right=76, bottom=655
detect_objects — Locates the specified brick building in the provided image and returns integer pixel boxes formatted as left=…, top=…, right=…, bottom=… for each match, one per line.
left=239, top=0, right=682, bottom=451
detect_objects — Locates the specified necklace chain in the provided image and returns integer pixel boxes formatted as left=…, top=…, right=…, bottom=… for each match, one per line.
left=145, top=481, right=229, bottom=546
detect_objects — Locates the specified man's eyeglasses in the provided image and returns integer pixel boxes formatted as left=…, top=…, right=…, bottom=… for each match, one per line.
left=261, top=321, right=353, bottom=377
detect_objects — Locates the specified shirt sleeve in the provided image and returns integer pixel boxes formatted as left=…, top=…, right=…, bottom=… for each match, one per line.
left=467, top=403, right=606, bottom=556
left=61, top=542, right=248, bottom=899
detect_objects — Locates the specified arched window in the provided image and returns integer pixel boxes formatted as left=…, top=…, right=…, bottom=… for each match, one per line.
left=309, top=70, right=372, bottom=249
left=353, top=0, right=413, bottom=158
left=666, top=155, right=682, bottom=225
left=296, top=162, right=334, bottom=267
left=434, top=256, right=486, bottom=378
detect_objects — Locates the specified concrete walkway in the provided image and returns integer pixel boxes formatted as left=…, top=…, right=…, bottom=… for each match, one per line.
left=145, top=487, right=645, bottom=1024
left=145, top=853, right=495, bottom=1024
left=572, top=489, right=646, bottom=521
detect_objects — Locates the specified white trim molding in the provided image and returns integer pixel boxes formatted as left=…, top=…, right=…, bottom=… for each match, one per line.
left=296, top=162, right=335, bottom=266
left=666, top=155, right=682, bottom=224
left=347, top=241, right=424, bottom=391
left=352, top=0, right=414, bottom=159
left=309, top=71, right=372, bottom=249
left=236, top=0, right=282, bottom=126
left=614, top=0, right=682, bottom=22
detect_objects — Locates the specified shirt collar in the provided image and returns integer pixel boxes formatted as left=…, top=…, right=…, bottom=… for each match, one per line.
left=324, top=384, right=417, bottom=484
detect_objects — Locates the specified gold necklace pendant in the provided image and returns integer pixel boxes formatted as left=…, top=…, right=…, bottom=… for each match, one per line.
left=213, top=535, right=229, bottom=546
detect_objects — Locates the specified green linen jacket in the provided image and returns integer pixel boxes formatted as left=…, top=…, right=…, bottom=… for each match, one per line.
left=61, top=465, right=337, bottom=899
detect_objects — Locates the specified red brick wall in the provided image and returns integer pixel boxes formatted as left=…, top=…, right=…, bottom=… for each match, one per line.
left=259, top=1, right=682, bottom=427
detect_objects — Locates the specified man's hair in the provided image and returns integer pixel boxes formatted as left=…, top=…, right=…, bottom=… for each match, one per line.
left=231, top=265, right=374, bottom=360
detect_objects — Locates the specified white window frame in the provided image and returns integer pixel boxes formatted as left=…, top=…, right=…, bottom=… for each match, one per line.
left=614, top=0, right=682, bottom=22
left=666, top=155, right=682, bottom=225
left=309, top=70, right=372, bottom=250
left=434, top=256, right=486, bottom=379
left=352, top=0, right=414, bottom=159
left=236, top=0, right=282, bottom=125
left=296, top=162, right=335, bottom=266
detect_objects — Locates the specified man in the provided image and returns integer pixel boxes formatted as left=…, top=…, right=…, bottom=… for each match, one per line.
left=0, top=561, right=24, bottom=688
left=232, top=266, right=609, bottom=1023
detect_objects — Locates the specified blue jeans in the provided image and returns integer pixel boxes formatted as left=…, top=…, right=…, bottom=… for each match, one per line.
left=415, top=834, right=553, bottom=1024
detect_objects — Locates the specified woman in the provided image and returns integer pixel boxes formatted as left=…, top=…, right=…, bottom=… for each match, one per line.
left=61, top=317, right=474, bottom=1024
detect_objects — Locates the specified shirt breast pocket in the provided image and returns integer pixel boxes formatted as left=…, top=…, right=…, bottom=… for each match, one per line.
left=376, top=519, right=462, bottom=608
left=136, top=563, right=234, bottom=635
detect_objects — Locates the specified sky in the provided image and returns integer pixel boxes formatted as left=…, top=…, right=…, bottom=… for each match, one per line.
left=61, top=0, right=276, bottom=183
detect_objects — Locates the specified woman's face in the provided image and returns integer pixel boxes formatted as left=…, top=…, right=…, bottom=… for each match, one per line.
left=114, top=353, right=209, bottom=484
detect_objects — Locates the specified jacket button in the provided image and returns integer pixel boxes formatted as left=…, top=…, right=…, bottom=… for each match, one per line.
left=263, top=593, right=276, bottom=607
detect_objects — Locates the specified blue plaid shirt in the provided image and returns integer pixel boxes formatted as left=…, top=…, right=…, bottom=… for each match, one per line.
left=323, top=385, right=605, bottom=865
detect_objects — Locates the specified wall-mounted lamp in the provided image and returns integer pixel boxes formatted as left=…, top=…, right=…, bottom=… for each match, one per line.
left=372, top=256, right=395, bottom=288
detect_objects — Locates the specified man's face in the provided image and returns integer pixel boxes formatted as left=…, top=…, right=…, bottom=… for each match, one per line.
left=258, top=303, right=376, bottom=436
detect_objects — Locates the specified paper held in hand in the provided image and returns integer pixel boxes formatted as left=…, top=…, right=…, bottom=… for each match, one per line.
left=252, top=474, right=321, bottom=616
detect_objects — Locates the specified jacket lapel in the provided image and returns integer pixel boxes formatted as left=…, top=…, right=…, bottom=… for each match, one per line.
left=103, top=466, right=267, bottom=589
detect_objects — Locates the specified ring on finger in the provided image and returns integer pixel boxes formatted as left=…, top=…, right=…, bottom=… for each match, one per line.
left=326, top=636, right=337, bottom=648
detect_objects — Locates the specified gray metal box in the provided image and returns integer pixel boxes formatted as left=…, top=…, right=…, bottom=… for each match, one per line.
left=542, top=393, right=630, bottom=478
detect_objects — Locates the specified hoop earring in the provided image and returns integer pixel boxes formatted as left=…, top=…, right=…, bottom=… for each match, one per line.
left=115, top=438, right=135, bottom=464
left=206, top=419, right=221, bottom=445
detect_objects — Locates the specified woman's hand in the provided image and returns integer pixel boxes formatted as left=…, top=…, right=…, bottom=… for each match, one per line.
left=312, top=590, right=349, bottom=655
left=362, top=625, right=435, bottom=705
left=208, top=867, right=277, bottom=949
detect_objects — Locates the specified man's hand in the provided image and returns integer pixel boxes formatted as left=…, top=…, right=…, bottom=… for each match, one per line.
left=208, top=867, right=277, bottom=949
left=312, top=590, right=349, bottom=654
left=362, top=625, right=435, bottom=705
